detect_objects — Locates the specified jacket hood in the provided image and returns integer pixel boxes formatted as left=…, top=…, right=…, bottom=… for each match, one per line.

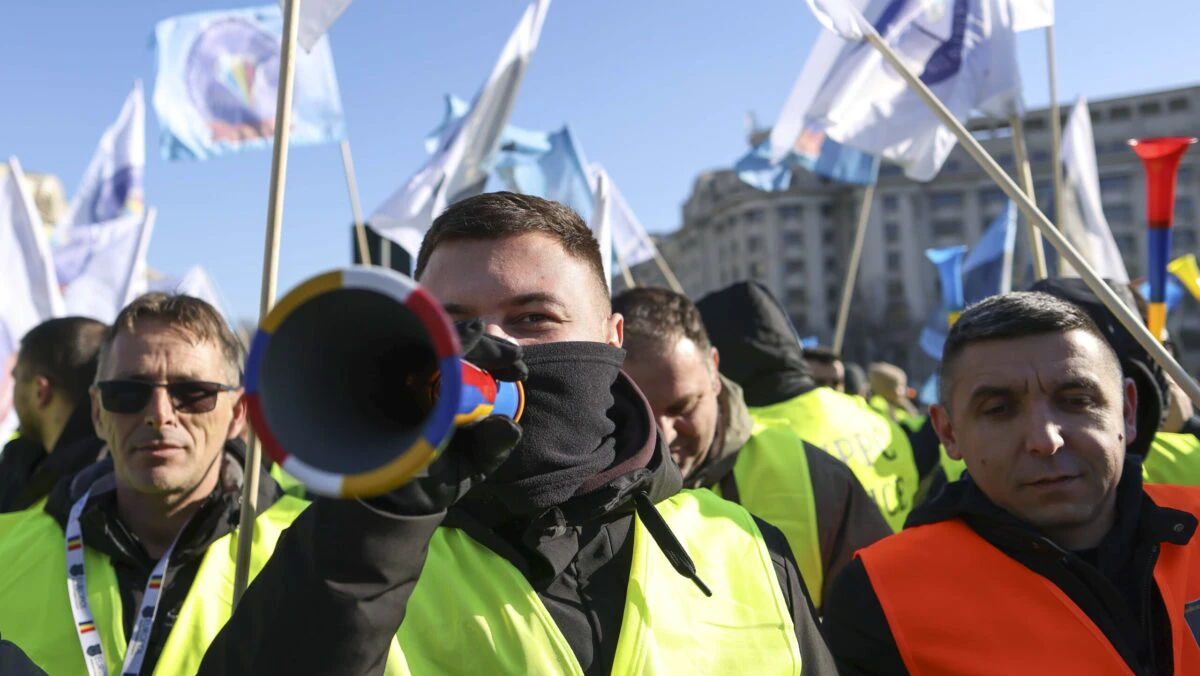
left=696, top=281, right=816, bottom=407
left=685, top=375, right=753, bottom=489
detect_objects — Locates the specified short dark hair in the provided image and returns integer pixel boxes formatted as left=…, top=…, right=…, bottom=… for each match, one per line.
left=802, top=346, right=840, bottom=365
left=99, top=293, right=244, bottom=383
left=613, top=287, right=712, bottom=361
left=414, top=192, right=609, bottom=304
left=18, top=317, right=107, bottom=407
left=940, top=292, right=1119, bottom=406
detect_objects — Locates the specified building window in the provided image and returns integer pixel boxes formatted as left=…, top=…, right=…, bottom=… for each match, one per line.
left=730, top=240, right=740, bottom=255
left=1138, top=101, right=1162, bottom=117
left=886, top=280, right=904, bottom=300
left=1169, top=97, right=1191, bottom=113
left=822, top=229, right=835, bottom=246
left=1031, top=150, right=1051, bottom=163
left=827, top=311, right=839, bottom=328
left=883, top=195, right=900, bottom=212
left=777, top=205, right=803, bottom=221
left=932, top=219, right=963, bottom=238
left=1025, top=117, right=1046, bottom=131
left=785, top=260, right=805, bottom=275
left=744, top=209, right=764, bottom=224
left=943, top=160, right=961, bottom=173
left=885, top=222, right=900, bottom=243
left=748, top=236, right=763, bottom=253
left=930, top=191, right=964, bottom=209
left=783, top=231, right=804, bottom=247
left=826, top=286, right=840, bottom=303
left=1105, top=204, right=1134, bottom=224
left=886, top=252, right=902, bottom=268
left=1180, top=166, right=1194, bottom=184
left=820, top=204, right=836, bottom=218
left=792, top=313, right=808, bottom=329
left=1178, top=197, right=1196, bottom=222
left=749, top=262, right=766, bottom=280
left=1090, top=109, right=1104, bottom=124
left=1109, top=105, right=1131, bottom=121
left=824, top=257, right=838, bottom=275
left=1176, top=229, right=1197, bottom=251
left=996, top=154, right=1014, bottom=169
left=979, top=187, right=1006, bottom=206
left=1099, top=175, right=1132, bottom=193
left=880, top=165, right=903, bottom=177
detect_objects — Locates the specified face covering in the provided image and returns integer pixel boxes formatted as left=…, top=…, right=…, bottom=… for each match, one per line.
left=476, top=341, right=626, bottom=516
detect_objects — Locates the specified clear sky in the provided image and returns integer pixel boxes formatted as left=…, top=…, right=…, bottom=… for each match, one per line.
left=3, top=0, right=1198, bottom=320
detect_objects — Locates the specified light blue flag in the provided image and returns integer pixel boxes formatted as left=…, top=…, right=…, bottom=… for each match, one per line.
left=734, top=136, right=879, bottom=192
left=962, top=201, right=1017, bottom=304
left=1137, top=277, right=1185, bottom=314
left=927, top=245, right=967, bottom=316
left=919, top=309, right=947, bottom=360
left=152, top=5, right=345, bottom=161
left=494, top=126, right=595, bottom=222
left=800, top=335, right=821, bottom=349
left=918, top=372, right=939, bottom=407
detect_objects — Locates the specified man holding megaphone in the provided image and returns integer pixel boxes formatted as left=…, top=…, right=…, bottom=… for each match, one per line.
left=199, top=192, right=836, bottom=674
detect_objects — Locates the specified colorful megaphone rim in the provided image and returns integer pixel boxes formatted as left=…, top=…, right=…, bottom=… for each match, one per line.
left=244, top=268, right=463, bottom=498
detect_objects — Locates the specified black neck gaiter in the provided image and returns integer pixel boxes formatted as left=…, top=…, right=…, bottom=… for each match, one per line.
left=475, top=341, right=626, bottom=516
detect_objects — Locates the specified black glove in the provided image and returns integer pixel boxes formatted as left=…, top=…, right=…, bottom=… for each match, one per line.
left=363, top=319, right=525, bottom=516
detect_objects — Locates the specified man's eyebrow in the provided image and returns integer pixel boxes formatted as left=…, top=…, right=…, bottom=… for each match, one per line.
left=966, top=383, right=1020, bottom=404
left=441, top=302, right=473, bottom=316
left=1055, top=375, right=1105, bottom=392
left=504, top=293, right=567, bottom=311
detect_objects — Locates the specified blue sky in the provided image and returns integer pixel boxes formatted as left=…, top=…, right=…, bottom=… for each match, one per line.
left=3, top=0, right=1198, bottom=320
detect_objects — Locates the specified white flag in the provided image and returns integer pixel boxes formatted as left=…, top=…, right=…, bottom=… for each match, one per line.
left=371, top=0, right=551, bottom=255
left=588, top=166, right=615, bottom=290
left=592, top=168, right=657, bottom=270
left=62, top=81, right=145, bottom=230
left=0, top=158, right=65, bottom=439
left=1011, top=0, right=1053, bottom=31
left=1057, top=97, right=1128, bottom=283
left=800, top=0, right=1022, bottom=181
left=290, top=0, right=353, bottom=52
left=54, top=210, right=156, bottom=323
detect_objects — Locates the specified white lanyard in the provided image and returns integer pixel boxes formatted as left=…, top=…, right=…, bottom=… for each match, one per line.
left=65, top=486, right=186, bottom=676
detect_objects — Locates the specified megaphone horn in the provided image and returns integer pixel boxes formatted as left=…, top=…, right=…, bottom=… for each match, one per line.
left=245, top=267, right=523, bottom=498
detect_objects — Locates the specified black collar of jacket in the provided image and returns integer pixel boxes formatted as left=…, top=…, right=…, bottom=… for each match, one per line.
left=907, top=455, right=1197, bottom=555
left=42, top=438, right=282, bottom=569
left=443, top=371, right=682, bottom=578
left=5, top=405, right=107, bottom=512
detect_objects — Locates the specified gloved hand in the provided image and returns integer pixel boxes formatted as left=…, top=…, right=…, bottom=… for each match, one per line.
left=363, top=319, right=525, bottom=516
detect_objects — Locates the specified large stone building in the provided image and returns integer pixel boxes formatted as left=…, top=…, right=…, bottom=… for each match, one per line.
left=630, top=85, right=1200, bottom=381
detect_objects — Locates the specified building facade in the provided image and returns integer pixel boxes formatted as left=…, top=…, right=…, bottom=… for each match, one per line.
left=632, top=85, right=1200, bottom=381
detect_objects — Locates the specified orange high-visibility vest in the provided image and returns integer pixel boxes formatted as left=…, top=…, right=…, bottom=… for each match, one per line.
left=858, top=483, right=1200, bottom=676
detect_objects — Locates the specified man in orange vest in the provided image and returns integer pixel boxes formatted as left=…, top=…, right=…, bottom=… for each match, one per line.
left=823, top=291, right=1200, bottom=675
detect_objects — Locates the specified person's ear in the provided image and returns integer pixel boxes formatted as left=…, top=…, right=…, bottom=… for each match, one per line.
left=228, top=391, right=248, bottom=440
left=90, top=386, right=104, bottom=437
left=34, top=375, right=53, bottom=409
left=930, top=404, right=962, bottom=460
left=711, top=347, right=722, bottom=396
left=607, top=312, right=624, bottom=348
left=1122, top=377, right=1138, bottom=447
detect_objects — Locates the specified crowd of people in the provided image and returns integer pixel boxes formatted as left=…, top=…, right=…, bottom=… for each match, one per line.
left=2, top=191, right=1200, bottom=674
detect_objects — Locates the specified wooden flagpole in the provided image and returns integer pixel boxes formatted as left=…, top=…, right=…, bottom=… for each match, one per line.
left=652, top=249, right=684, bottom=294
left=859, top=24, right=1200, bottom=409
left=233, top=0, right=302, bottom=607
left=614, top=246, right=636, bottom=290
left=833, top=183, right=875, bottom=355
left=1010, top=114, right=1048, bottom=279
left=340, top=139, right=372, bottom=266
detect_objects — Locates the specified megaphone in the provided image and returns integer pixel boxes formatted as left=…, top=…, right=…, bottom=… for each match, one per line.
left=244, top=267, right=524, bottom=498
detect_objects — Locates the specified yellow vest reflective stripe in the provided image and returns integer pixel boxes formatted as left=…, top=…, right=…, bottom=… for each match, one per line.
left=750, top=389, right=917, bottom=531
left=1145, top=432, right=1200, bottom=486
left=0, top=496, right=309, bottom=676
left=396, top=489, right=803, bottom=675
left=713, top=421, right=824, bottom=608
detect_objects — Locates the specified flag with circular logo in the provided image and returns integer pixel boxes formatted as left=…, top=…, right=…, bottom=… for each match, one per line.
left=152, top=5, right=345, bottom=161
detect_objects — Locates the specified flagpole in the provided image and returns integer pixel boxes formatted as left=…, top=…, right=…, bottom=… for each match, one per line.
left=1010, top=114, right=1048, bottom=280
left=859, top=26, right=1200, bottom=410
left=233, top=0, right=301, bottom=608
left=833, top=183, right=875, bottom=355
left=340, top=139, right=372, bottom=266
left=615, top=246, right=637, bottom=290
left=652, top=249, right=684, bottom=294
left=1046, top=26, right=1066, bottom=230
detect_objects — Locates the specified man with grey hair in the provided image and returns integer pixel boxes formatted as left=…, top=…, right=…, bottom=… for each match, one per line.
left=824, top=292, right=1200, bottom=674
left=0, top=293, right=311, bottom=675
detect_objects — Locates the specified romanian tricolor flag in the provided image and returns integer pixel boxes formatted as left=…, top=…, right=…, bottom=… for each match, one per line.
left=67, top=536, right=83, bottom=552
left=78, top=620, right=96, bottom=634
left=148, top=574, right=164, bottom=590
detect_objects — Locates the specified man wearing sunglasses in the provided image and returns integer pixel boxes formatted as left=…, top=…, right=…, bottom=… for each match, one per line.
left=0, top=293, right=308, bottom=675
left=0, top=317, right=107, bottom=513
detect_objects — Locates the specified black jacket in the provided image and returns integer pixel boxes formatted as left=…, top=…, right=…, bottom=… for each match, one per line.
left=0, top=405, right=106, bottom=513
left=40, top=439, right=282, bottom=675
left=199, top=373, right=838, bottom=675
left=687, top=376, right=892, bottom=605
left=823, top=456, right=1199, bottom=675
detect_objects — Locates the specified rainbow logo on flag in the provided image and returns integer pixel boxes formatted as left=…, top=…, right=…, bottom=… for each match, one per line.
left=216, top=53, right=260, bottom=108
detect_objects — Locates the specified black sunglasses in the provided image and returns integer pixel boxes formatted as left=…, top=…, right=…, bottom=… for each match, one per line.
left=96, top=380, right=239, bottom=414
